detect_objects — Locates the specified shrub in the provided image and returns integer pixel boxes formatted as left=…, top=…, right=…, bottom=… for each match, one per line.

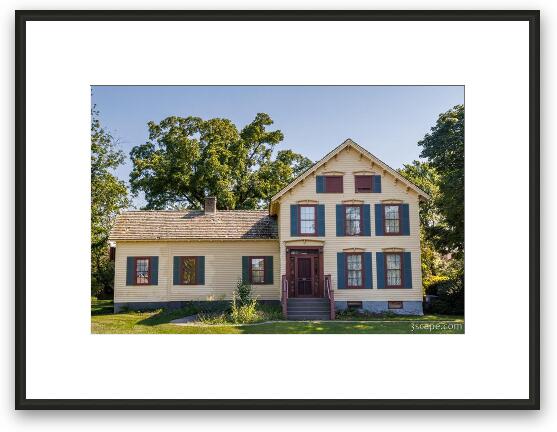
left=234, top=279, right=253, bottom=306
left=423, top=275, right=450, bottom=295
left=197, top=312, right=230, bottom=325
left=230, top=294, right=259, bottom=324
left=426, top=275, right=464, bottom=315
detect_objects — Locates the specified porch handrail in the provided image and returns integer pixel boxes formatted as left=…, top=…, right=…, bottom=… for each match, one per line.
left=281, top=275, right=288, bottom=318
left=324, top=274, right=335, bottom=320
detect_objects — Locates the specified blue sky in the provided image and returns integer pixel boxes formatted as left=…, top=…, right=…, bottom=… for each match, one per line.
left=91, top=85, right=463, bottom=206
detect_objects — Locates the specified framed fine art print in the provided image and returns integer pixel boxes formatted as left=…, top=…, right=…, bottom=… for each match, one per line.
left=15, top=10, right=539, bottom=409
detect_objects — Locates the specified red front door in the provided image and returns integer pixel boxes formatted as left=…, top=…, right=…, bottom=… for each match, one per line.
left=295, top=256, right=314, bottom=297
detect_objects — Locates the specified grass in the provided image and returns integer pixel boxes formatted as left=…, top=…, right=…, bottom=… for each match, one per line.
left=91, top=298, right=464, bottom=334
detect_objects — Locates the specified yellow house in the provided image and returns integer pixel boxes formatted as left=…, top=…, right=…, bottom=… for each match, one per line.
left=109, top=139, right=430, bottom=318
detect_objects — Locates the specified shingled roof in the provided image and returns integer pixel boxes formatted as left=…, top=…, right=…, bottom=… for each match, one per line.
left=109, top=210, right=278, bottom=241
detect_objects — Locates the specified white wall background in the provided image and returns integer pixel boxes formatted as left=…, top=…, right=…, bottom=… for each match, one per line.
left=1, top=0, right=553, bottom=430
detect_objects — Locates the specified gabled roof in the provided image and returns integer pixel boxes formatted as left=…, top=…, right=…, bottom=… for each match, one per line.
left=109, top=210, right=278, bottom=241
left=270, top=139, right=430, bottom=205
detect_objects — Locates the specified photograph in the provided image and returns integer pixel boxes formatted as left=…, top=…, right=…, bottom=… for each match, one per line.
left=90, top=85, right=465, bottom=335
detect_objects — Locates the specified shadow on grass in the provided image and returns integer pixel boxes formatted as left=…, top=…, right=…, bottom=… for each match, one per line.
left=137, top=306, right=198, bottom=326
left=91, top=299, right=114, bottom=316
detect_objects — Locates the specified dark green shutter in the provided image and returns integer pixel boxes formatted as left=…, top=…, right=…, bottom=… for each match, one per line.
left=150, top=256, right=159, bottom=285
left=403, top=252, right=412, bottom=288
left=364, top=252, right=373, bottom=289
left=173, top=256, right=181, bottom=285
left=337, top=252, right=346, bottom=289
left=336, top=205, right=345, bottom=236
left=317, top=204, right=325, bottom=236
left=375, top=204, right=384, bottom=236
left=401, top=204, right=410, bottom=235
left=290, top=204, right=298, bottom=236
left=363, top=204, right=371, bottom=236
left=197, top=256, right=205, bottom=285
left=373, top=175, right=382, bottom=193
left=126, top=257, right=134, bottom=285
left=242, top=256, right=249, bottom=283
left=316, top=175, right=325, bottom=193
left=376, top=252, right=385, bottom=288
left=264, top=256, right=273, bottom=284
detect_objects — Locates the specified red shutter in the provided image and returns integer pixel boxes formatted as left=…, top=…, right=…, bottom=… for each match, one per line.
left=325, top=176, right=343, bottom=193
left=355, top=175, right=372, bottom=192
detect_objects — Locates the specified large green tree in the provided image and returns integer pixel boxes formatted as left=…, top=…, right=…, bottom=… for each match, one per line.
left=91, top=108, right=130, bottom=296
left=129, top=113, right=313, bottom=209
left=418, top=104, right=464, bottom=256
left=399, top=161, right=448, bottom=290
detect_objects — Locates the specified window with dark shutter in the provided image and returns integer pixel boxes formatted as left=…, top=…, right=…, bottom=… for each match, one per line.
left=344, top=205, right=362, bottom=236
left=355, top=175, right=373, bottom=193
left=346, top=253, right=364, bottom=288
left=249, top=257, right=266, bottom=284
left=181, top=257, right=198, bottom=285
left=135, top=257, right=151, bottom=285
left=384, top=204, right=402, bottom=235
left=299, top=205, right=317, bottom=235
left=385, top=252, right=403, bottom=288
left=324, top=176, right=343, bottom=193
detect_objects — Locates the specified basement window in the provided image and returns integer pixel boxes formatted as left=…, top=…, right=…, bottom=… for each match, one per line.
left=388, top=301, right=403, bottom=309
left=347, top=301, right=363, bottom=310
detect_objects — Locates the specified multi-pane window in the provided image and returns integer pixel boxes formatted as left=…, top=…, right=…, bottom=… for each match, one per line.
left=299, top=205, right=316, bottom=235
left=384, top=204, right=401, bottom=234
left=385, top=253, right=403, bottom=287
left=135, top=258, right=151, bottom=285
left=250, top=257, right=265, bottom=284
left=182, top=257, right=197, bottom=285
left=346, top=253, right=363, bottom=288
left=345, top=205, right=362, bottom=236
left=355, top=175, right=373, bottom=193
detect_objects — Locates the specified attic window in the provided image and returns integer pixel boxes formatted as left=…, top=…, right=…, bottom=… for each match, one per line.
left=324, top=176, right=343, bottom=193
left=355, top=175, right=373, bottom=193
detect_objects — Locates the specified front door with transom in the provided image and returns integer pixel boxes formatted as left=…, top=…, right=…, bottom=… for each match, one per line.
left=287, top=247, right=323, bottom=297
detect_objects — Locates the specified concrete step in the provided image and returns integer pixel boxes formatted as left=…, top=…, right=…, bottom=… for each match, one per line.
left=288, top=314, right=331, bottom=321
left=288, top=299, right=329, bottom=304
left=288, top=308, right=330, bottom=313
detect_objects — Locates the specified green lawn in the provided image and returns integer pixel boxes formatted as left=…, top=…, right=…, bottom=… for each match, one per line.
left=91, top=299, right=464, bottom=334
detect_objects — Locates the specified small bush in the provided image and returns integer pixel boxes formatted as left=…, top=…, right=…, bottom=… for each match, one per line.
left=234, top=279, right=253, bottom=306
left=197, top=312, right=230, bottom=325
left=230, top=294, right=259, bottom=324
left=425, top=275, right=464, bottom=315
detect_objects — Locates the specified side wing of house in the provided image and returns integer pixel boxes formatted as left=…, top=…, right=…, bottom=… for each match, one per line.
left=272, top=143, right=424, bottom=314
left=112, top=240, right=280, bottom=311
left=109, top=208, right=281, bottom=312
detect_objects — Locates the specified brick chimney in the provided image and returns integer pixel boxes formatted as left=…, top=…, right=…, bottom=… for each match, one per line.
left=204, top=196, right=217, bottom=214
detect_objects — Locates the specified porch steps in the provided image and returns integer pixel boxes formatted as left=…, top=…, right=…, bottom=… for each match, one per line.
left=287, top=298, right=331, bottom=321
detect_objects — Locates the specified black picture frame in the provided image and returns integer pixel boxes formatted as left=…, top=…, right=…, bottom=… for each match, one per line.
left=15, top=9, right=540, bottom=410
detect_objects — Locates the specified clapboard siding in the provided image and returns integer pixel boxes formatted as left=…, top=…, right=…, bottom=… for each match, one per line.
left=277, top=146, right=423, bottom=301
left=114, top=240, right=280, bottom=302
